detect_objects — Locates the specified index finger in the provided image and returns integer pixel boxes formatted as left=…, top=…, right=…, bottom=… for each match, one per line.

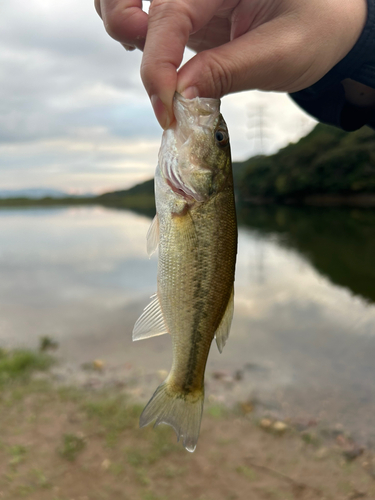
left=96, top=0, right=148, bottom=50
left=141, top=0, right=222, bottom=128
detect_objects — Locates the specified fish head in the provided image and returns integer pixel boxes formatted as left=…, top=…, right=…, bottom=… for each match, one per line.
left=159, top=93, right=232, bottom=203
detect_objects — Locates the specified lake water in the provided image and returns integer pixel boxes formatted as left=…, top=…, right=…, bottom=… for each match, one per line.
left=1, top=205, right=375, bottom=445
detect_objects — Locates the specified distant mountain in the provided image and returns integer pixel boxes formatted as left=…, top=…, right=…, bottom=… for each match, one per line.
left=0, top=188, right=93, bottom=199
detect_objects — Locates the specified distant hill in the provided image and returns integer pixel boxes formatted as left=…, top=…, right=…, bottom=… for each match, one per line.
left=95, top=179, right=155, bottom=216
left=0, top=188, right=71, bottom=199
left=96, top=179, right=154, bottom=201
left=235, top=123, right=375, bottom=205
left=0, top=188, right=94, bottom=199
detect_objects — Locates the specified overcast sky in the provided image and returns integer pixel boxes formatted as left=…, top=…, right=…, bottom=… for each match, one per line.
left=0, top=0, right=317, bottom=194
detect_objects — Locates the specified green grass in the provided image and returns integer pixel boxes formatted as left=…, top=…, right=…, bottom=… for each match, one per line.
left=163, top=465, right=186, bottom=478
left=8, top=444, right=28, bottom=467
left=206, top=404, right=228, bottom=419
left=0, top=349, right=54, bottom=384
left=57, top=433, right=86, bottom=461
left=135, top=467, right=151, bottom=486
left=39, top=336, right=59, bottom=352
left=126, top=448, right=145, bottom=467
left=84, top=394, right=143, bottom=446
left=31, top=468, right=51, bottom=488
left=235, top=465, right=257, bottom=481
left=56, top=385, right=84, bottom=403
left=108, top=462, right=124, bottom=476
left=300, top=431, right=321, bottom=446
left=125, top=426, right=182, bottom=469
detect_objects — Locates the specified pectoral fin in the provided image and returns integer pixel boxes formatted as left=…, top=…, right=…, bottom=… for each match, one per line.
left=147, top=215, right=159, bottom=257
left=215, top=287, right=234, bottom=353
left=132, top=293, right=168, bottom=341
left=174, top=209, right=198, bottom=250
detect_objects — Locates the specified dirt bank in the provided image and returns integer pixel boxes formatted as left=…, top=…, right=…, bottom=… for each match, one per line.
left=1, top=374, right=375, bottom=500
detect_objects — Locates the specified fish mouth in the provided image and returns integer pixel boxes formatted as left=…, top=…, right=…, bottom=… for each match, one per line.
left=174, top=93, right=221, bottom=118
left=173, top=94, right=221, bottom=141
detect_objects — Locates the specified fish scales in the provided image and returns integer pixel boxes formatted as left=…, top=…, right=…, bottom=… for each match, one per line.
left=158, top=186, right=236, bottom=393
left=133, top=93, right=237, bottom=452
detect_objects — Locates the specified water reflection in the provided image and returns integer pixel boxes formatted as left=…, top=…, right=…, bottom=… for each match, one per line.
left=0, top=206, right=157, bottom=347
left=1, top=205, right=375, bottom=445
left=238, top=204, right=375, bottom=304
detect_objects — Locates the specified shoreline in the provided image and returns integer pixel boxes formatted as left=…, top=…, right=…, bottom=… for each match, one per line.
left=1, top=192, right=375, bottom=210
left=51, top=357, right=375, bottom=454
left=1, top=350, right=375, bottom=500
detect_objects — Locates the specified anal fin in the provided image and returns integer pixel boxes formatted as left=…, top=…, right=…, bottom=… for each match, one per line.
left=133, top=293, right=168, bottom=341
left=215, top=286, right=234, bottom=353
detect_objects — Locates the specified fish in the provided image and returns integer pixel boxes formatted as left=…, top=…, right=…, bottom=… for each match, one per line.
left=132, top=93, right=237, bottom=452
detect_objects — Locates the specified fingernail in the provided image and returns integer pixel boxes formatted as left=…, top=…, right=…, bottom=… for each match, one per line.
left=180, top=86, right=199, bottom=99
left=122, top=43, right=136, bottom=52
left=151, top=95, right=171, bottom=129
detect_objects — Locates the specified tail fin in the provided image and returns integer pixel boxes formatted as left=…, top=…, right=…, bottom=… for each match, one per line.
left=139, top=381, right=204, bottom=452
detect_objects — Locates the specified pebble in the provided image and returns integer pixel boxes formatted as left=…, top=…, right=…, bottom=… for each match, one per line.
left=101, top=458, right=111, bottom=470
left=273, top=421, right=288, bottom=433
left=212, top=370, right=229, bottom=380
left=259, top=418, right=273, bottom=430
left=240, top=402, right=254, bottom=414
left=93, top=360, right=104, bottom=371
left=315, top=447, right=329, bottom=460
left=342, top=446, right=364, bottom=461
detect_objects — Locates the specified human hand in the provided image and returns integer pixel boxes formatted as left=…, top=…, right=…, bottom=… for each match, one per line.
left=95, top=0, right=367, bottom=129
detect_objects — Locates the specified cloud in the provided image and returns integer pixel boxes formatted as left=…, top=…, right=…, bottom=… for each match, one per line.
left=0, top=0, right=155, bottom=143
left=0, top=0, right=317, bottom=192
left=0, top=135, right=160, bottom=193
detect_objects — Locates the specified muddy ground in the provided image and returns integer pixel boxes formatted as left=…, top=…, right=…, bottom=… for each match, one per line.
left=1, top=354, right=375, bottom=500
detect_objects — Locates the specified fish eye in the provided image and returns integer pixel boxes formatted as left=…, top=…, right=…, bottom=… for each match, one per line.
left=215, top=129, right=229, bottom=147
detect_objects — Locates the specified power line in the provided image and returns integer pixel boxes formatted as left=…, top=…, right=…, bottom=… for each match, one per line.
left=246, top=103, right=273, bottom=155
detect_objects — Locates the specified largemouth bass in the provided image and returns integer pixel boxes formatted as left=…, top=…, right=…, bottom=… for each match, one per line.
left=133, top=93, right=237, bottom=452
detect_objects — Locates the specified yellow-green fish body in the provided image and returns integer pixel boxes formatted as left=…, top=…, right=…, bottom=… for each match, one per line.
left=133, top=94, right=237, bottom=452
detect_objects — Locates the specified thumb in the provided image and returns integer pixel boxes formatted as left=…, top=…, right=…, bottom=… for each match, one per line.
left=177, top=18, right=319, bottom=98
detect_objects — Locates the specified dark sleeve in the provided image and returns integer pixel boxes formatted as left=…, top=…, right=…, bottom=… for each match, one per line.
left=289, top=0, right=375, bottom=131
